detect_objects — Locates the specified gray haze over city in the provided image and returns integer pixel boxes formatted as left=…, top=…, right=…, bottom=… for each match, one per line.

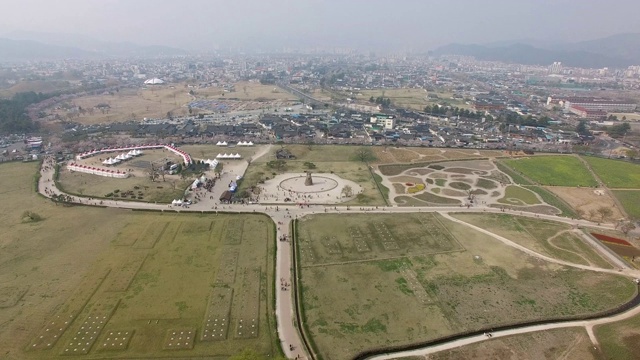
left=3, top=0, right=640, bottom=51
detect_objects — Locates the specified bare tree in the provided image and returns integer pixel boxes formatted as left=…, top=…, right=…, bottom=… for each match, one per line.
left=596, top=206, right=613, bottom=223
left=341, top=185, right=354, bottom=198
left=148, top=164, right=159, bottom=182
left=354, top=147, right=376, bottom=163
left=214, top=162, right=224, bottom=177
left=620, top=221, right=637, bottom=236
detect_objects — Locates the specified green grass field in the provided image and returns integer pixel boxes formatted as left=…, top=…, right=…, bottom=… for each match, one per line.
left=495, top=160, right=533, bottom=185
left=526, top=186, right=578, bottom=218
left=612, top=190, right=640, bottom=220
left=0, top=162, right=280, bottom=359
left=498, top=185, right=541, bottom=205
left=503, top=156, right=597, bottom=187
left=583, top=156, right=640, bottom=189
left=296, top=213, right=632, bottom=359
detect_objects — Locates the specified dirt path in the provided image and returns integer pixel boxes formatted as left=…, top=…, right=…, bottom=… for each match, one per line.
left=546, top=229, right=593, bottom=266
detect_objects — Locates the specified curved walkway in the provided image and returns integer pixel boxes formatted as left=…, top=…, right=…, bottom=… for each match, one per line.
left=36, top=157, right=640, bottom=360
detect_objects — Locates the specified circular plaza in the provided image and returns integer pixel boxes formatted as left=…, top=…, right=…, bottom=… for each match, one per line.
left=258, top=172, right=363, bottom=204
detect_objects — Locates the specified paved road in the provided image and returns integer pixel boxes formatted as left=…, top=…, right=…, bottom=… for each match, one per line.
left=37, top=157, right=640, bottom=360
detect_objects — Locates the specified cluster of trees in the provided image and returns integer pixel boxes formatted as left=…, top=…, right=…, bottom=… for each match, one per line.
left=267, top=159, right=287, bottom=172
left=423, top=104, right=484, bottom=119
left=259, top=73, right=276, bottom=85
left=607, top=114, right=627, bottom=121
left=369, top=96, right=391, bottom=108
left=0, top=91, right=50, bottom=133
left=576, top=120, right=591, bottom=136
left=500, top=112, right=551, bottom=127
left=605, top=122, right=631, bottom=138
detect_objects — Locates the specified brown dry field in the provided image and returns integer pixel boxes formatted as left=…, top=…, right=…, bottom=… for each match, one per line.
left=0, top=162, right=280, bottom=359
left=50, top=86, right=193, bottom=125
left=194, top=81, right=297, bottom=101
left=0, top=162, right=131, bottom=356
left=352, top=89, right=474, bottom=111
left=372, top=147, right=505, bottom=165
left=310, top=88, right=334, bottom=102
left=0, top=80, right=76, bottom=98
left=545, top=186, right=625, bottom=220
left=298, top=213, right=633, bottom=359
left=426, top=328, right=598, bottom=360
left=47, top=81, right=296, bottom=126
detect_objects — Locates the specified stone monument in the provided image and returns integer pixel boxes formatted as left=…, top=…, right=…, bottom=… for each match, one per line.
left=305, top=171, right=314, bottom=186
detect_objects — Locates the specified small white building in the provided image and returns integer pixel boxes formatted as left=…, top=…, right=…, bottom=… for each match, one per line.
left=370, top=114, right=396, bottom=129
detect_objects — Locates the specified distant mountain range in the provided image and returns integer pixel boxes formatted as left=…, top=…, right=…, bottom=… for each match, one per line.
left=0, top=31, right=188, bottom=61
left=431, top=33, right=640, bottom=68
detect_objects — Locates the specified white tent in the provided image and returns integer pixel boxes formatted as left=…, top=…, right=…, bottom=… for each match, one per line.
left=216, top=141, right=228, bottom=146
left=172, top=199, right=183, bottom=205
left=216, top=153, right=223, bottom=158
left=233, top=153, right=241, bottom=158
left=103, top=157, right=120, bottom=165
left=204, top=159, right=219, bottom=168
left=246, top=141, right=254, bottom=146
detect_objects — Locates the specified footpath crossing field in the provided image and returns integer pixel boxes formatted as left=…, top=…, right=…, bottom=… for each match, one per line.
left=295, top=213, right=636, bottom=360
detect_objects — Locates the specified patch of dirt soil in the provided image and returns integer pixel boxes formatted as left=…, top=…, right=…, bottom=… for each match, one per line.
left=393, top=183, right=406, bottom=194
left=428, top=173, right=449, bottom=179
left=406, top=168, right=433, bottom=176
left=444, top=167, right=476, bottom=175
left=442, top=189, right=467, bottom=197
left=389, top=176, right=424, bottom=184
left=546, top=186, right=624, bottom=220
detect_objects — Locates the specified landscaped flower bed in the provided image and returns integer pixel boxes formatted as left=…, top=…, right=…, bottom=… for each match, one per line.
left=591, top=233, right=633, bottom=246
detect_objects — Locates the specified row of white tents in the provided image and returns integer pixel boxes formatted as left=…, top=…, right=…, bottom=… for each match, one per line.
left=76, top=144, right=191, bottom=165
left=216, top=153, right=242, bottom=159
left=68, top=163, right=129, bottom=178
left=203, top=159, right=219, bottom=168
left=216, top=141, right=253, bottom=146
left=102, top=150, right=143, bottom=165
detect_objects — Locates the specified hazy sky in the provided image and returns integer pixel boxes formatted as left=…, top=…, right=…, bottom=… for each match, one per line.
left=2, top=0, right=640, bottom=51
